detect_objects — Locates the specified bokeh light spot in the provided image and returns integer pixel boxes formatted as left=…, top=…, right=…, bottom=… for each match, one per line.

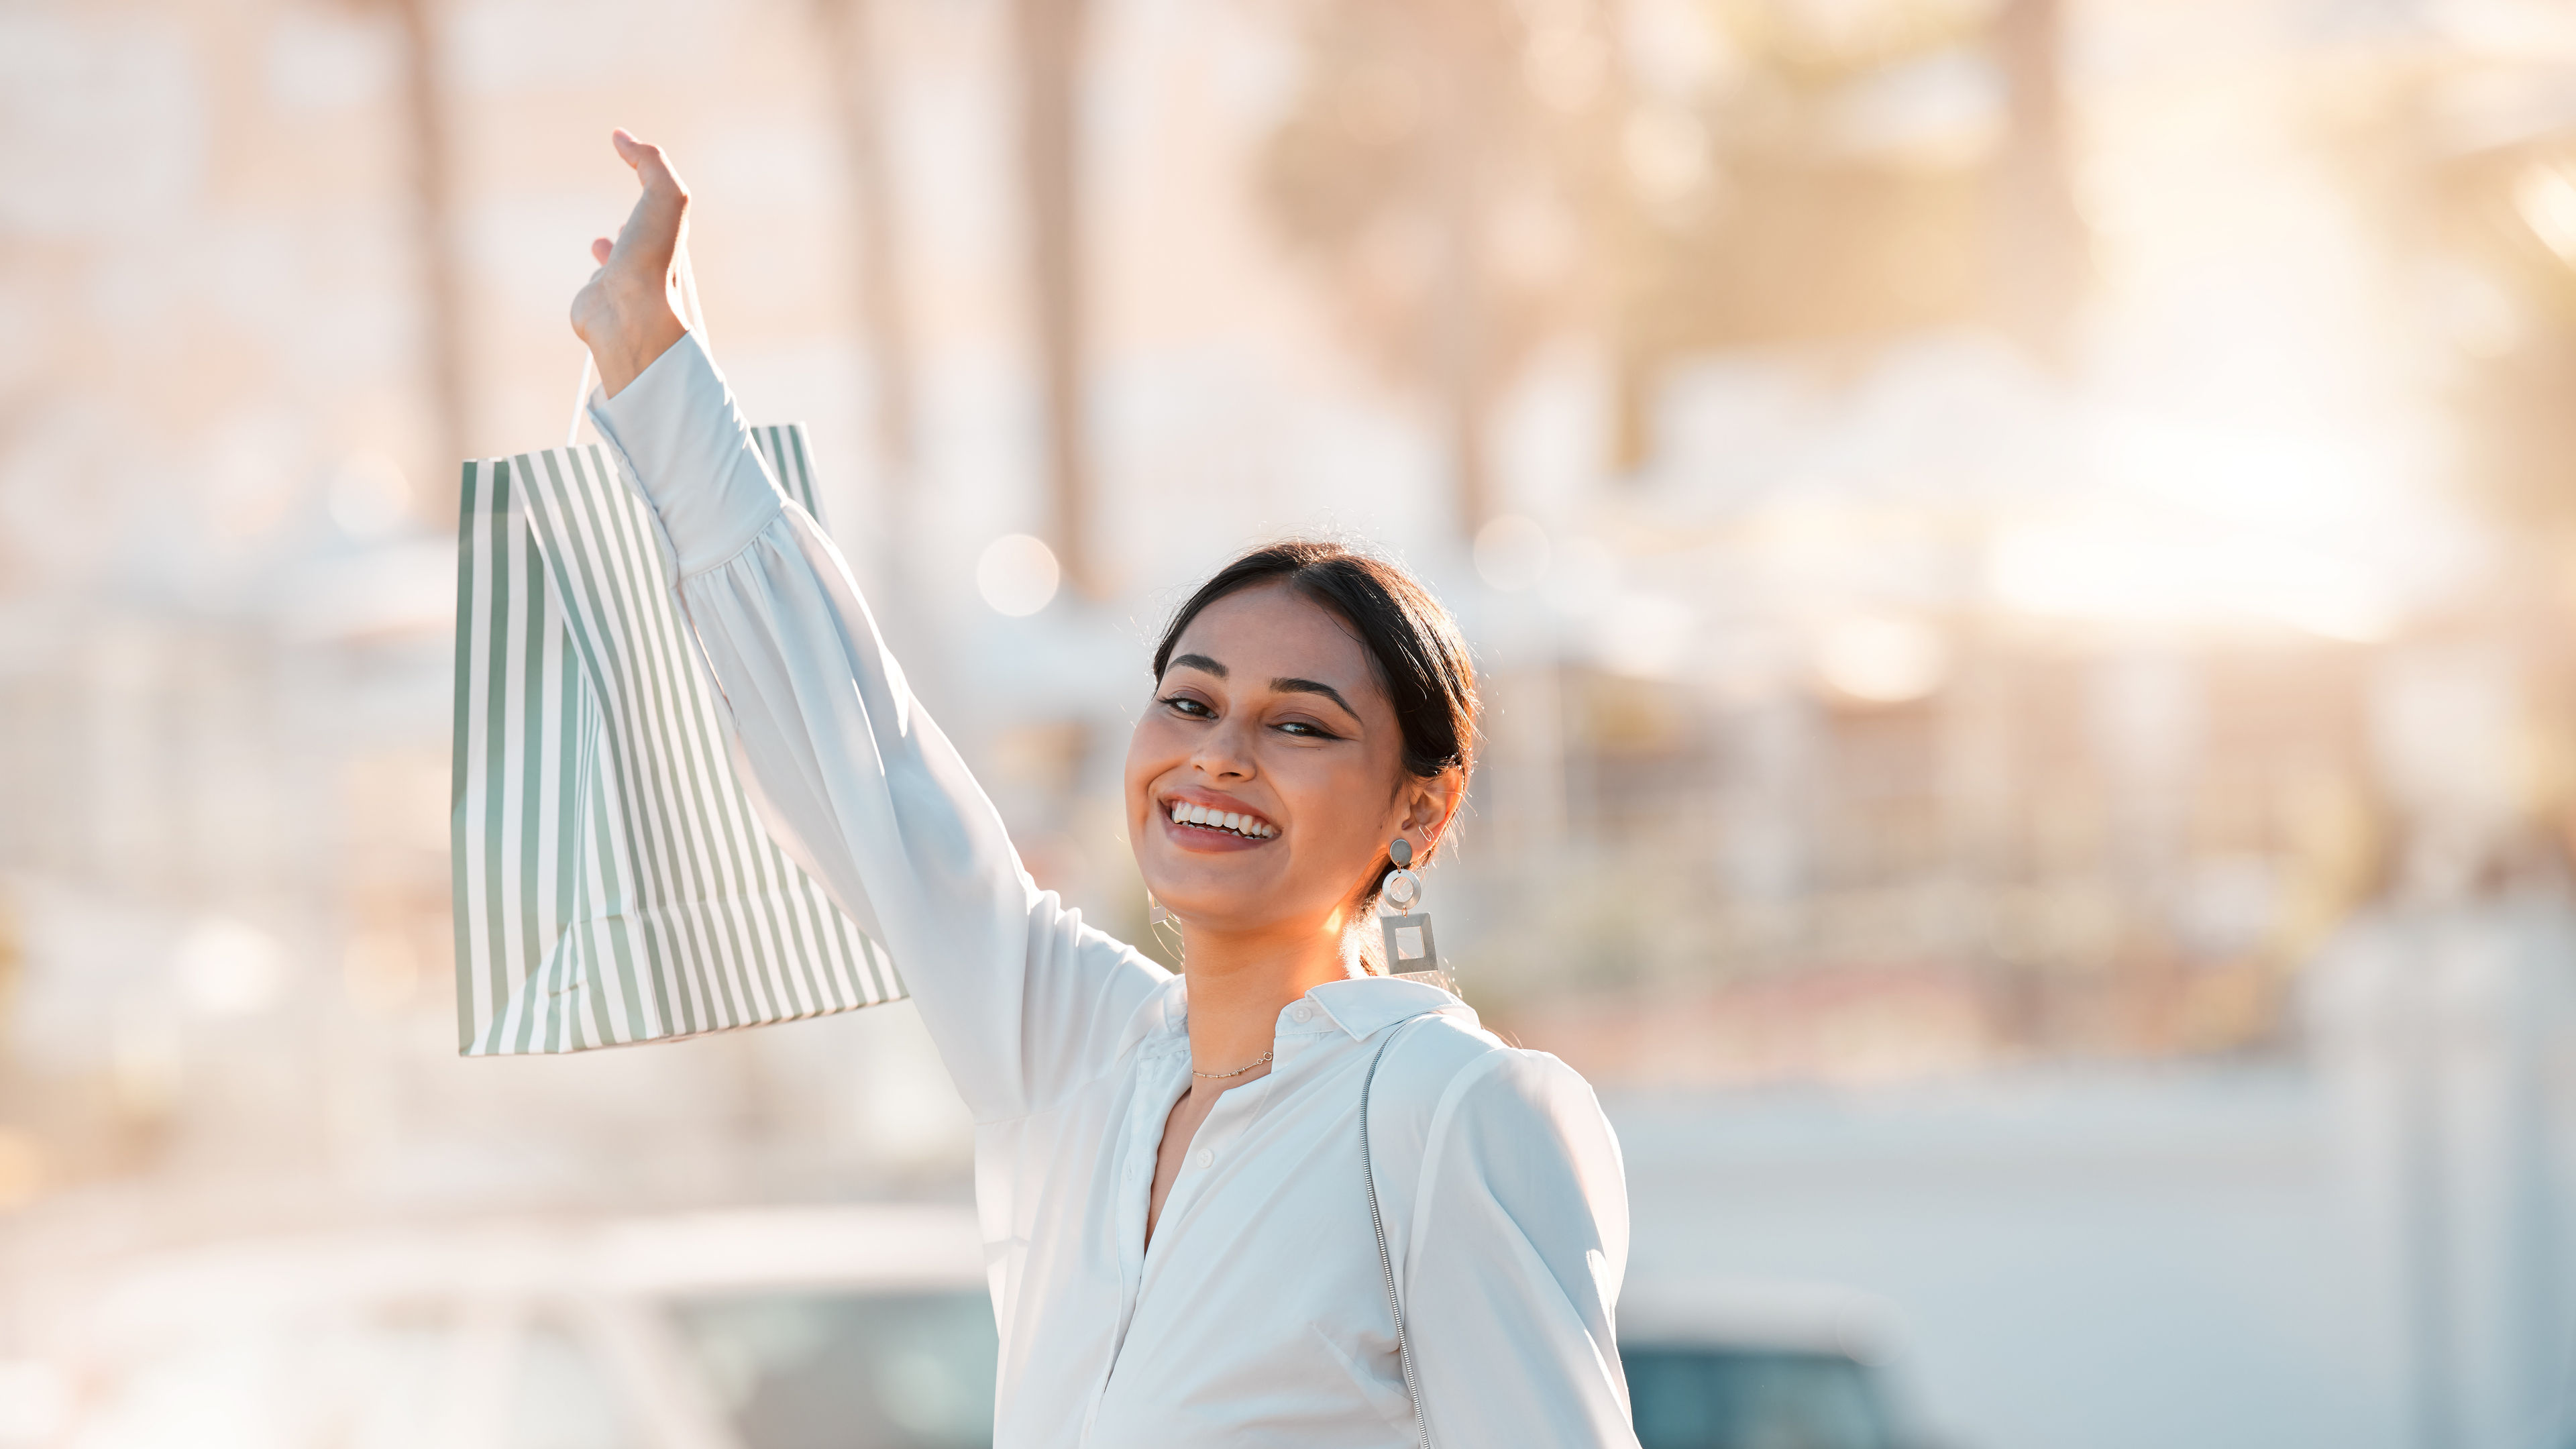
left=175, top=918, right=284, bottom=1016
left=975, top=534, right=1061, bottom=616
left=2514, top=162, right=2576, bottom=263
left=1817, top=616, right=1949, bottom=704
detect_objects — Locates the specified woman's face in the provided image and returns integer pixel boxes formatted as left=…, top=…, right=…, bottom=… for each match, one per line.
left=1124, top=583, right=1449, bottom=947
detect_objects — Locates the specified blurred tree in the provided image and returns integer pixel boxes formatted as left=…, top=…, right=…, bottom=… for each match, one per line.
left=375, top=0, right=469, bottom=519
left=1984, top=0, right=2084, bottom=365
left=2414, top=124, right=2576, bottom=883
left=1259, top=0, right=2088, bottom=487
left=1260, top=0, right=1581, bottom=533
left=1015, top=0, right=1098, bottom=596
left=1607, top=0, right=2059, bottom=464
left=814, top=0, right=924, bottom=617
left=2430, top=134, right=2576, bottom=555
left=814, top=0, right=919, bottom=511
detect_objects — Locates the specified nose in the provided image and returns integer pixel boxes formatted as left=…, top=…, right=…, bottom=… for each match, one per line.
left=1191, top=711, right=1256, bottom=782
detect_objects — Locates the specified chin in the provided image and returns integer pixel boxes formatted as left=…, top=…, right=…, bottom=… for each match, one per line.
left=1140, top=865, right=1281, bottom=933
left=1140, top=871, right=1239, bottom=923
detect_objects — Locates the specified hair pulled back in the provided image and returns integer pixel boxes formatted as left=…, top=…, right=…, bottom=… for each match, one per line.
left=1152, top=540, right=1479, bottom=905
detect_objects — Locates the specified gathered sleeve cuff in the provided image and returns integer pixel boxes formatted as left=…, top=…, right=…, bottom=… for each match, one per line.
left=586, top=332, right=786, bottom=580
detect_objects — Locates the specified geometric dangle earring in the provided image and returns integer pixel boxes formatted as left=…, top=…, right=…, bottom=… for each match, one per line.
left=1376, top=837, right=1452, bottom=992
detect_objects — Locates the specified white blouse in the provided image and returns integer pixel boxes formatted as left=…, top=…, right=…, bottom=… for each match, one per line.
left=589, top=334, right=1639, bottom=1449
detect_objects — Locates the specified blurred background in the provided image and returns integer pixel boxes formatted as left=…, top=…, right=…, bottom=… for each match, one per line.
left=5, top=0, right=2576, bottom=1445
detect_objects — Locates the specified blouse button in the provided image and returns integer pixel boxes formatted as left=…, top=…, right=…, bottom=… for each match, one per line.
left=1290, top=1004, right=1313, bottom=1024
left=1195, top=1148, right=1214, bottom=1169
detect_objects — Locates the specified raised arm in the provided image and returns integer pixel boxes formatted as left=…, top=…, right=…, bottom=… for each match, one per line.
left=572, top=132, right=1168, bottom=1121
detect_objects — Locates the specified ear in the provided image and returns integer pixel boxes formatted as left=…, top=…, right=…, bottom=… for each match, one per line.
left=1395, top=767, right=1467, bottom=861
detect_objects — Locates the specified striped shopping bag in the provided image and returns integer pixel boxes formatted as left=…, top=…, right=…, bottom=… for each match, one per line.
left=449, top=419, right=903, bottom=1055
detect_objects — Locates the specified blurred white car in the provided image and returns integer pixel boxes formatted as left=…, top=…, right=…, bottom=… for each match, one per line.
left=20, top=1208, right=1900, bottom=1449
left=23, top=1205, right=996, bottom=1449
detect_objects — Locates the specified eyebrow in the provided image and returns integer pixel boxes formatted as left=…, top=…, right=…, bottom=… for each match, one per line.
left=1167, top=653, right=1362, bottom=725
left=1272, top=677, right=1362, bottom=724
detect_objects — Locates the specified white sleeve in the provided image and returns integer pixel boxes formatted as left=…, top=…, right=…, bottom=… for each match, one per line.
left=1407, top=1050, right=1639, bottom=1448
left=586, top=333, right=1169, bottom=1122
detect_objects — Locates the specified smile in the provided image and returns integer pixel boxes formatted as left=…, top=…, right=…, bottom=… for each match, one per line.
left=1164, top=798, right=1278, bottom=839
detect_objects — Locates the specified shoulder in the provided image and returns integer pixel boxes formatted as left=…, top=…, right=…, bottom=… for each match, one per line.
left=1369, top=1022, right=1629, bottom=1249
left=1368, top=1014, right=1616, bottom=1169
left=1361, top=1009, right=1497, bottom=1111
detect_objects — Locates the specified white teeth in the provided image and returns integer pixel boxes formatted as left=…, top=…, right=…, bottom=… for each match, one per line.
left=1167, top=801, right=1274, bottom=838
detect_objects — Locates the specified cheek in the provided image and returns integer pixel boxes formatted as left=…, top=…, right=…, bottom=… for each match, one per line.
left=1263, top=746, right=1389, bottom=848
left=1123, top=714, right=1185, bottom=808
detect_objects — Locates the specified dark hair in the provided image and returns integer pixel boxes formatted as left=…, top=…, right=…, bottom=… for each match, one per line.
left=1152, top=539, right=1479, bottom=904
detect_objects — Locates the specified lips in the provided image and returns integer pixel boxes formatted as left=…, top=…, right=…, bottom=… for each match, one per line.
left=1163, top=797, right=1278, bottom=840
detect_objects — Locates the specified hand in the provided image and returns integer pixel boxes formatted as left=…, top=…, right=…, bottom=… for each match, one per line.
left=570, top=129, right=692, bottom=397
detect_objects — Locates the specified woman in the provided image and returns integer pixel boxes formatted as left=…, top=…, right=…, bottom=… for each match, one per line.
left=571, top=129, right=1637, bottom=1449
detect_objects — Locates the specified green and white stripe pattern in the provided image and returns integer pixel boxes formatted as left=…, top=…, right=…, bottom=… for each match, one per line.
left=450, top=428, right=900, bottom=1055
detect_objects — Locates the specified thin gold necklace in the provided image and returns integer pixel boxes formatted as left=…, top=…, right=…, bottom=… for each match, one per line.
left=1192, top=1050, right=1273, bottom=1080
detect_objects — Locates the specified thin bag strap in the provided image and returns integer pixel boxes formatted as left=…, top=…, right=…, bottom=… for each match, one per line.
left=1362, top=1013, right=1434, bottom=1449
left=566, top=245, right=710, bottom=446
left=564, top=353, right=598, bottom=448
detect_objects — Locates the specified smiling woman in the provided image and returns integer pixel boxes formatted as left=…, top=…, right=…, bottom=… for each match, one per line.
left=569, top=129, right=1638, bottom=1449
left=1134, top=541, right=1477, bottom=938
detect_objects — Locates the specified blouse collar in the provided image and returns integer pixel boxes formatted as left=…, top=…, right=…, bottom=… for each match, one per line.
left=1138, top=973, right=1472, bottom=1051
left=1304, top=975, right=1469, bottom=1041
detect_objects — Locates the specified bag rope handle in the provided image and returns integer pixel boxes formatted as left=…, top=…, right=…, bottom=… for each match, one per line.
left=1362, top=1012, right=1434, bottom=1449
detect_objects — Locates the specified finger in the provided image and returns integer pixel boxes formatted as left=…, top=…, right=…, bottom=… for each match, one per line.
left=592, top=237, right=614, bottom=265
left=603, top=131, right=688, bottom=279
left=631, top=148, right=689, bottom=212
left=611, top=128, right=690, bottom=200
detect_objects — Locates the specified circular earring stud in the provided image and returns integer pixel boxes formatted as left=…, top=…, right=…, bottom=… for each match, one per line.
left=1382, top=870, right=1419, bottom=913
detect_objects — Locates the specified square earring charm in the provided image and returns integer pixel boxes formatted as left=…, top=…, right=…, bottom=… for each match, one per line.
left=1379, top=909, right=1438, bottom=973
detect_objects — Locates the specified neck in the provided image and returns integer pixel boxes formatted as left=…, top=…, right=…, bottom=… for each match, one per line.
left=1177, top=916, right=1360, bottom=1075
